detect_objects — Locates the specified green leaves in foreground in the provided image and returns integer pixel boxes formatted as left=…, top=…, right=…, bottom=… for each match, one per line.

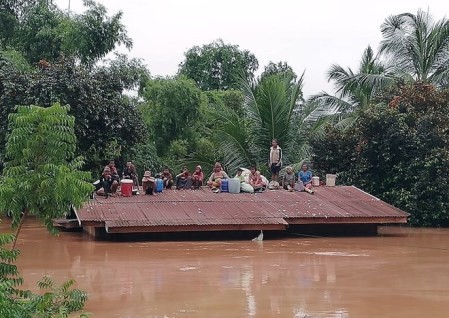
left=0, top=229, right=88, bottom=318
left=0, top=103, right=93, bottom=236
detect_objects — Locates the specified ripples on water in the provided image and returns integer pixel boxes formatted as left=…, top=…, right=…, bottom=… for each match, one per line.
left=3, top=220, right=449, bottom=318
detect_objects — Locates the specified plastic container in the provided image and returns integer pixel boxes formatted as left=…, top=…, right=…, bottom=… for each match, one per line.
left=120, top=179, right=133, bottom=197
left=228, top=178, right=241, bottom=194
left=312, top=176, right=320, bottom=187
left=155, top=178, right=164, bottom=193
left=220, top=179, right=229, bottom=192
left=326, top=174, right=337, bottom=187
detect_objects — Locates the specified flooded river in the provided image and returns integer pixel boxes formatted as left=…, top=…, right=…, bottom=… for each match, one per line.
left=3, top=220, right=449, bottom=318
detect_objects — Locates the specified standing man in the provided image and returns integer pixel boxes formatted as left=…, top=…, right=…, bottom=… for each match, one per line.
left=268, top=139, right=282, bottom=182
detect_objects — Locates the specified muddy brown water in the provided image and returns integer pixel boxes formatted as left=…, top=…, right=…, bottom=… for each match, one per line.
left=2, top=219, right=449, bottom=318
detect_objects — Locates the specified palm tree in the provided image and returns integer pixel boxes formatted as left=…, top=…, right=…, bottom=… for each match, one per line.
left=309, top=46, right=395, bottom=129
left=210, top=73, right=335, bottom=174
left=380, top=9, right=449, bottom=87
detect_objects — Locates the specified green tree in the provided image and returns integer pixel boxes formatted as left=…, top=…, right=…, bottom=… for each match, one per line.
left=0, top=56, right=147, bottom=173
left=3, top=0, right=131, bottom=65
left=309, top=46, right=395, bottom=129
left=210, top=73, right=333, bottom=174
left=139, top=76, right=205, bottom=157
left=0, top=103, right=93, bottom=248
left=204, top=89, right=245, bottom=116
left=260, top=61, right=297, bottom=82
left=0, top=0, right=40, bottom=49
left=311, top=83, right=449, bottom=226
left=0, top=231, right=25, bottom=317
left=13, top=1, right=64, bottom=64
left=178, top=39, right=259, bottom=91
left=59, top=0, right=132, bottom=65
left=380, top=9, right=449, bottom=87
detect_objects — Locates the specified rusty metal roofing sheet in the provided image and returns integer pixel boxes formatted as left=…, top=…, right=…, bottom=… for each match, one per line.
left=76, top=186, right=409, bottom=228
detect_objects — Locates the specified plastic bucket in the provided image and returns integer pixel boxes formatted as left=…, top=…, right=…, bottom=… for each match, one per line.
left=326, top=174, right=337, bottom=187
left=120, top=179, right=133, bottom=197
left=312, top=176, right=320, bottom=187
left=220, top=179, right=229, bottom=192
left=155, top=178, right=163, bottom=193
left=228, top=178, right=241, bottom=193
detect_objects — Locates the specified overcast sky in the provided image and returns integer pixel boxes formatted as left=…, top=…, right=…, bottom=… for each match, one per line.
left=55, top=0, right=448, bottom=97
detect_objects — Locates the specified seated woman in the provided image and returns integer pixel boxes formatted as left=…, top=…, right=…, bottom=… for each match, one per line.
left=142, top=170, right=156, bottom=195
left=192, top=165, right=204, bottom=189
left=283, top=166, right=296, bottom=192
left=207, top=162, right=229, bottom=193
left=161, top=167, right=174, bottom=189
left=176, top=166, right=192, bottom=189
left=298, top=163, right=314, bottom=194
left=249, top=165, right=266, bottom=192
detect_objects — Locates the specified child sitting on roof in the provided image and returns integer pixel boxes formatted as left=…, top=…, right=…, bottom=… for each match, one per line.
left=235, top=168, right=254, bottom=193
left=192, top=165, right=204, bottom=189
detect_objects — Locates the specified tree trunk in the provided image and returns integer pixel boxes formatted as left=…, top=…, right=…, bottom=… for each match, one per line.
left=11, top=209, right=29, bottom=251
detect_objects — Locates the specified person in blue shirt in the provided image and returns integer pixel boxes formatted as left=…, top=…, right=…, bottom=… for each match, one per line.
left=298, top=163, right=314, bottom=194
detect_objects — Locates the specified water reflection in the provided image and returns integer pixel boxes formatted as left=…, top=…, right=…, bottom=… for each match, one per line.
left=3, top=221, right=449, bottom=317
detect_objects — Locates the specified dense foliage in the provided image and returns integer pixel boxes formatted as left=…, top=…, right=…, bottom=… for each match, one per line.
left=208, top=72, right=335, bottom=175
left=178, top=39, right=259, bottom=91
left=0, top=55, right=147, bottom=173
left=0, top=0, right=131, bottom=65
left=139, top=77, right=204, bottom=157
left=0, top=104, right=93, bottom=247
left=311, top=84, right=449, bottom=226
left=0, top=1, right=447, bottom=240
left=380, top=9, right=449, bottom=87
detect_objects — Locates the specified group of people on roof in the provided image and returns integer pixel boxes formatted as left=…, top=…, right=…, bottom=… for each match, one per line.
left=94, top=139, right=315, bottom=198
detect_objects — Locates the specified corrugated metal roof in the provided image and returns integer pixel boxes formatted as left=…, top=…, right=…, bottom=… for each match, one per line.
left=76, top=186, right=409, bottom=231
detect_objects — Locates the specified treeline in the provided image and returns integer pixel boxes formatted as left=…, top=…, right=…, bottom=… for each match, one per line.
left=1, top=2, right=448, bottom=226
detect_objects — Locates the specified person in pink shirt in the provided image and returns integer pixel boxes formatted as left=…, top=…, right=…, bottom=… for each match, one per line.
left=192, top=165, right=204, bottom=189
